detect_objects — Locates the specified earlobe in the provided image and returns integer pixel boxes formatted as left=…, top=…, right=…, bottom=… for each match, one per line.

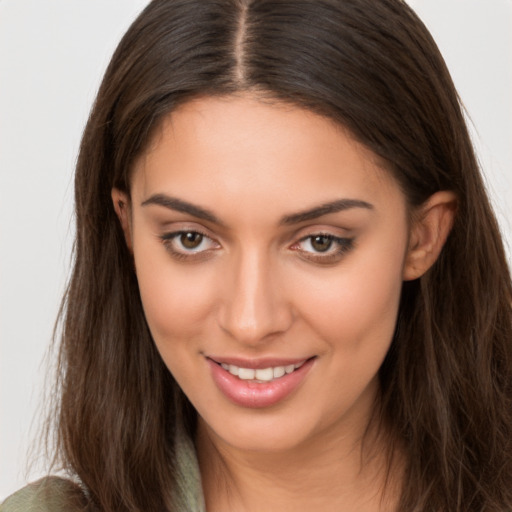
left=403, top=191, right=457, bottom=281
left=111, top=188, right=133, bottom=250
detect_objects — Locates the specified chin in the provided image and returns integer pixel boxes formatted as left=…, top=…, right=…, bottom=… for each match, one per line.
left=199, top=412, right=318, bottom=454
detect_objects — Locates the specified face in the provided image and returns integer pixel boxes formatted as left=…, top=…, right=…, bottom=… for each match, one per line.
left=122, top=95, right=411, bottom=454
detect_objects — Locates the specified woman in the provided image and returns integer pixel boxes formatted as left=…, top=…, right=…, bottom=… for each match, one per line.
left=2, top=0, right=511, bottom=510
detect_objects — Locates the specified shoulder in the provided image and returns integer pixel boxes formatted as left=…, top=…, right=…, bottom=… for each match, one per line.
left=0, top=477, right=90, bottom=512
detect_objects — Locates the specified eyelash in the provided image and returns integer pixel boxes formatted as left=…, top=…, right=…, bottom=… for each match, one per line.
left=160, top=230, right=220, bottom=261
left=159, top=230, right=354, bottom=264
left=291, top=233, right=354, bottom=264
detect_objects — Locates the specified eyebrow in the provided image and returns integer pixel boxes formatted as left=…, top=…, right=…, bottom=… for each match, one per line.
left=141, top=194, right=222, bottom=225
left=141, top=194, right=373, bottom=226
left=280, top=198, right=374, bottom=225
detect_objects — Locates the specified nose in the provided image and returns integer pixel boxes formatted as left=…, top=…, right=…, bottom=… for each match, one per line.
left=218, top=249, right=293, bottom=345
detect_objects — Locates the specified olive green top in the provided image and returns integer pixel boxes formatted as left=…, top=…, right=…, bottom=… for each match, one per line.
left=0, top=429, right=206, bottom=512
left=0, top=477, right=89, bottom=512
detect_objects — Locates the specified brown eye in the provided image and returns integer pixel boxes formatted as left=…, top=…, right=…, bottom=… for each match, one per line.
left=310, top=235, right=333, bottom=252
left=180, top=232, right=203, bottom=249
left=160, top=230, right=220, bottom=259
left=291, top=233, right=354, bottom=264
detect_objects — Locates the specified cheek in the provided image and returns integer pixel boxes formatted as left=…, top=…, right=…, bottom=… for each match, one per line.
left=292, top=235, right=406, bottom=352
left=133, top=242, right=217, bottom=344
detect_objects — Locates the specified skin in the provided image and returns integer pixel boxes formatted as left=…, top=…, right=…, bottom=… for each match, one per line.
left=113, top=95, right=456, bottom=512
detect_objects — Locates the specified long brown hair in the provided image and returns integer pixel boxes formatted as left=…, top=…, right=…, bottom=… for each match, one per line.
left=51, top=0, right=512, bottom=510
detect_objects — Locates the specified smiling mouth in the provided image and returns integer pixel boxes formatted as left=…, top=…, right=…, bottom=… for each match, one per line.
left=213, top=360, right=308, bottom=383
left=208, top=357, right=315, bottom=408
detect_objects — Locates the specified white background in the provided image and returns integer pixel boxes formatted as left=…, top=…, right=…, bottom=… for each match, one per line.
left=1, top=0, right=511, bottom=500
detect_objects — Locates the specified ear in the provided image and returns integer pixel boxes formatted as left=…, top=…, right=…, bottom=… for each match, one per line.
left=403, top=191, right=457, bottom=281
left=111, top=188, right=133, bottom=251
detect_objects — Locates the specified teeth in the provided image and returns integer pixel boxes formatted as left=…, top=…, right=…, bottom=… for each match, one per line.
left=273, top=366, right=285, bottom=378
left=220, top=361, right=307, bottom=381
left=238, top=368, right=255, bottom=380
left=254, top=368, right=273, bottom=381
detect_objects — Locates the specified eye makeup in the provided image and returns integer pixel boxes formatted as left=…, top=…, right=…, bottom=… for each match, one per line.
left=159, top=229, right=220, bottom=262
left=290, top=233, right=355, bottom=265
left=159, top=227, right=355, bottom=266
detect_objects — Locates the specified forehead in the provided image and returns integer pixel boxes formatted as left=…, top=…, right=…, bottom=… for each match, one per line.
left=131, top=95, right=404, bottom=223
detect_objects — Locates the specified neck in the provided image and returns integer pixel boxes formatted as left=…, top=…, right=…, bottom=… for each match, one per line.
left=196, top=410, right=403, bottom=512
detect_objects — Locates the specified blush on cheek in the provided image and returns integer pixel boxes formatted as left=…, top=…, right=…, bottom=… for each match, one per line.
left=136, top=260, right=217, bottom=344
left=294, top=254, right=403, bottom=357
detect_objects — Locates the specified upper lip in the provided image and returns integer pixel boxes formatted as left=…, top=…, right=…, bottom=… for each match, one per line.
left=207, top=355, right=315, bottom=369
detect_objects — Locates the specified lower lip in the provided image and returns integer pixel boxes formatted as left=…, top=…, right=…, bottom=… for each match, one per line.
left=208, top=358, right=314, bottom=409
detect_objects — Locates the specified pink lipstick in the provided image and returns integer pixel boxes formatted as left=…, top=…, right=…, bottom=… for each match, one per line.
left=207, top=356, right=315, bottom=408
